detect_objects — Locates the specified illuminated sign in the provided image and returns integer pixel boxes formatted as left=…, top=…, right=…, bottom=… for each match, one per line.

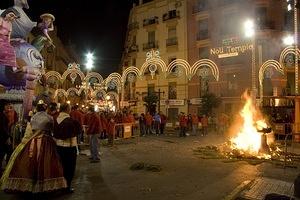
left=210, top=37, right=253, bottom=58
left=210, top=43, right=253, bottom=58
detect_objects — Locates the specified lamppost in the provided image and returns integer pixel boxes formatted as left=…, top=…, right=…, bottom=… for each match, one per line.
left=244, top=19, right=256, bottom=101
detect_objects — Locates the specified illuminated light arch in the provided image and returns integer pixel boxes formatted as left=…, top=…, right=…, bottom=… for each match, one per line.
left=121, top=66, right=140, bottom=85
left=190, top=59, right=219, bottom=81
left=106, top=91, right=119, bottom=101
left=139, top=58, right=167, bottom=76
left=62, top=63, right=85, bottom=84
left=92, top=89, right=107, bottom=99
left=106, top=72, right=122, bottom=84
left=54, top=89, right=67, bottom=99
left=66, top=87, right=81, bottom=97
left=44, top=71, right=62, bottom=82
left=279, top=46, right=300, bottom=66
left=85, top=72, right=104, bottom=84
left=259, top=60, right=284, bottom=103
left=105, top=72, right=122, bottom=90
left=166, top=59, right=191, bottom=79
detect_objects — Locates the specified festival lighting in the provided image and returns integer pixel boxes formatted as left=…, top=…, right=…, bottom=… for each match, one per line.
left=85, top=52, right=94, bottom=70
left=244, top=19, right=255, bottom=38
left=283, top=35, right=295, bottom=45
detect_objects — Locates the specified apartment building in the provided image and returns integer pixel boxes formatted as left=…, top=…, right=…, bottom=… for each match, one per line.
left=122, top=0, right=293, bottom=118
left=187, top=0, right=290, bottom=115
left=121, top=0, right=188, bottom=121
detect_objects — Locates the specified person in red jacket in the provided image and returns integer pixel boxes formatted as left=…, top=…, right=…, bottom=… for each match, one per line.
left=191, top=112, right=199, bottom=136
left=85, top=106, right=102, bottom=163
left=107, top=116, right=116, bottom=146
left=179, top=112, right=188, bottom=137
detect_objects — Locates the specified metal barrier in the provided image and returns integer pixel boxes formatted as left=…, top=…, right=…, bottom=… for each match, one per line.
left=111, top=123, right=139, bottom=146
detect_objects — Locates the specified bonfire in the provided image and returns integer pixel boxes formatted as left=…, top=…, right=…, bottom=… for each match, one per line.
left=229, top=92, right=273, bottom=159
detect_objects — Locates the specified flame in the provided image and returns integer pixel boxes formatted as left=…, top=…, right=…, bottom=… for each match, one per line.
left=230, top=92, right=269, bottom=156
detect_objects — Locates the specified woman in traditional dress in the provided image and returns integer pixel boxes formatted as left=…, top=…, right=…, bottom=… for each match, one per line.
left=0, top=100, right=67, bottom=193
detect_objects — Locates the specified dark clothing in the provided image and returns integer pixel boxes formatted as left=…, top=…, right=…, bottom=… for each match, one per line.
left=0, top=112, right=9, bottom=169
left=56, top=146, right=77, bottom=188
left=0, top=112, right=9, bottom=146
left=54, top=118, right=80, bottom=140
left=54, top=115, right=79, bottom=189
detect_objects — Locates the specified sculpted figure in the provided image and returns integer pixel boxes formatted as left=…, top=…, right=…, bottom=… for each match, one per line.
left=0, top=8, right=20, bottom=71
left=31, top=13, right=55, bottom=51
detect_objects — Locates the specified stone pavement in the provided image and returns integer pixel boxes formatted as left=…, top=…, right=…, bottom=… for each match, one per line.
left=240, top=177, right=294, bottom=199
left=0, top=133, right=299, bottom=200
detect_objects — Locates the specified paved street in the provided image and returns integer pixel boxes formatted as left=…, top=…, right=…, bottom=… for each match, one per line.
left=0, top=133, right=299, bottom=200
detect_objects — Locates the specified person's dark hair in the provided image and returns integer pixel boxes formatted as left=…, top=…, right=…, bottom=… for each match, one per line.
left=36, top=104, right=47, bottom=112
left=60, top=103, right=70, bottom=113
left=48, top=102, right=57, bottom=112
left=72, top=105, right=79, bottom=110
left=0, top=99, right=9, bottom=112
left=1, top=7, right=21, bottom=18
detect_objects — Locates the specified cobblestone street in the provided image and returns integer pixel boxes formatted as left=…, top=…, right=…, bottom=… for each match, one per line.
left=0, top=133, right=299, bottom=200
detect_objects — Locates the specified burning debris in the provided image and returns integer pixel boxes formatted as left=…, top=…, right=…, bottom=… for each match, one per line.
left=229, top=92, right=273, bottom=159
left=193, top=92, right=300, bottom=167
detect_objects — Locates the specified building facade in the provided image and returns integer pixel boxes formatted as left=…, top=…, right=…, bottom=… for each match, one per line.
left=122, top=0, right=295, bottom=118
left=187, top=0, right=291, bottom=116
left=121, top=0, right=189, bottom=121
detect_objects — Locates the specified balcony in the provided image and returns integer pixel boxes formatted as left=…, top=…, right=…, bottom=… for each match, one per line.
left=128, top=44, right=139, bottom=53
left=166, top=37, right=178, bottom=46
left=193, top=4, right=209, bottom=13
left=196, top=30, right=209, bottom=41
left=163, top=10, right=180, bottom=21
left=143, top=17, right=158, bottom=27
left=257, top=21, right=275, bottom=30
left=143, top=41, right=158, bottom=51
left=128, top=22, right=139, bottom=31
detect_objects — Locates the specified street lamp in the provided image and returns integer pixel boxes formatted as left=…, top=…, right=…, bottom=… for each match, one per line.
left=85, top=52, right=94, bottom=70
left=244, top=19, right=256, bottom=100
left=283, top=35, right=295, bottom=46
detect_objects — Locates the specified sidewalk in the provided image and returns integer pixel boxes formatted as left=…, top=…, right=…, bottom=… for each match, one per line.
left=225, top=177, right=295, bottom=200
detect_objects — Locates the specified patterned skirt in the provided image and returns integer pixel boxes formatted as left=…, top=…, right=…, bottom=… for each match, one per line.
left=0, top=37, right=17, bottom=68
left=1, top=133, right=67, bottom=193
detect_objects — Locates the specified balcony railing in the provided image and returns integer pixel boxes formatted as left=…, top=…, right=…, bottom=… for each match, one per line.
left=166, top=37, right=178, bottom=46
left=193, top=4, right=209, bottom=13
left=257, top=21, right=275, bottom=30
left=128, top=44, right=139, bottom=53
left=143, top=17, right=159, bottom=27
left=143, top=41, right=158, bottom=51
left=163, top=10, right=180, bottom=21
left=196, top=30, right=209, bottom=41
left=128, top=22, right=139, bottom=31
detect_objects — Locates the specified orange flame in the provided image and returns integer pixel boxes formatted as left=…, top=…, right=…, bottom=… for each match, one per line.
left=230, top=92, right=269, bottom=155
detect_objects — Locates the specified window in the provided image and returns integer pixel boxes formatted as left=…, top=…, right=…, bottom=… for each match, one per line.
left=199, top=47, right=209, bottom=59
left=148, top=31, right=155, bottom=43
left=221, top=13, right=239, bottom=36
left=132, top=35, right=136, bottom=45
left=284, top=11, right=294, bottom=31
left=168, top=27, right=176, bottom=38
left=132, top=58, right=136, bottom=66
left=195, top=0, right=209, bottom=12
left=197, top=19, right=209, bottom=40
left=168, top=57, right=177, bottom=73
left=227, top=73, right=238, bottom=96
left=256, top=7, right=268, bottom=29
left=168, top=82, right=177, bottom=99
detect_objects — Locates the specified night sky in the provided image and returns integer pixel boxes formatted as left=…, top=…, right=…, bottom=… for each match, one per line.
left=0, top=0, right=135, bottom=76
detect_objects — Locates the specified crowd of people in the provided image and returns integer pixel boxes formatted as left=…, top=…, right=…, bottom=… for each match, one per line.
left=0, top=99, right=231, bottom=195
